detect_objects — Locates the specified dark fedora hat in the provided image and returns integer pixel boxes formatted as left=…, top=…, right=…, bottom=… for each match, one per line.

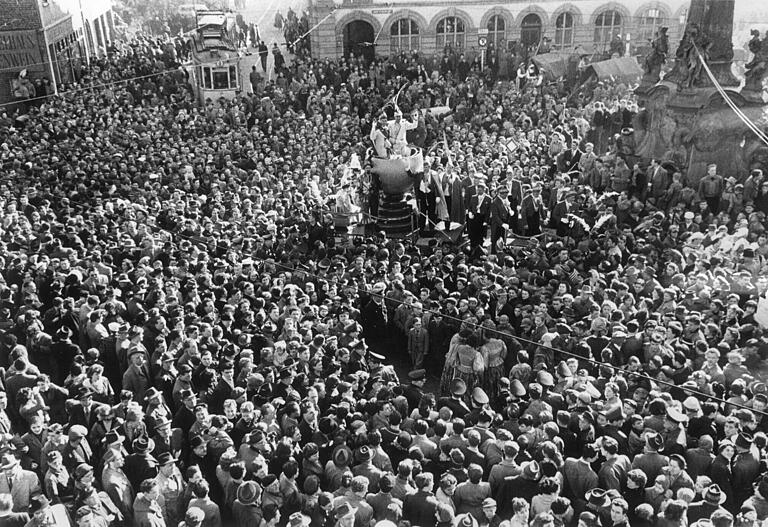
left=703, top=484, right=727, bottom=505
left=236, top=481, right=261, bottom=506
left=645, top=432, right=664, bottom=452
left=585, top=488, right=611, bottom=508
left=132, top=436, right=155, bottom=455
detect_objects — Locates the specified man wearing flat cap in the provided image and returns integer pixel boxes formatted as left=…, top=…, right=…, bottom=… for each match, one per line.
left=360, top=283, right=388, bottom=356
left=438, top=378, right=470, bottom=419
left=466, top=387, right=490, bottom=426
left=62, top=425, right=93, bottom=473
left=122, top=347, right=150, bottom=403
left=403, top=369, right=426, bottom=411
left=369, top=351, right=399, bottom=385
left=732, top=431, right=761, bottom=507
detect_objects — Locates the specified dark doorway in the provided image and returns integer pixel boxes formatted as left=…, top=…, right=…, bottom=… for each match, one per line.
left=343, top=20, right=375, bottom=62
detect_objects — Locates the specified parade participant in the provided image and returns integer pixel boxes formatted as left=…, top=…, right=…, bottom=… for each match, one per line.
left=369, top=114, right=391, bottom=159
left=387, top=109, right=418, bottom=157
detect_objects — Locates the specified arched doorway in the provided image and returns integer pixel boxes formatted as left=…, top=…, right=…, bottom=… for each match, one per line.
left=520, top=14, right=542, bottom=47
left=343, top=20, right=375, bottom=62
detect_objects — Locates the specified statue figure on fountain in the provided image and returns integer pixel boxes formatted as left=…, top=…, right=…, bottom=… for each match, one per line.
left=744, top=29, right=768, bottom=97
left=667, top=23, right=712, bottom=91
left=642, top=26, right=669, bottom=85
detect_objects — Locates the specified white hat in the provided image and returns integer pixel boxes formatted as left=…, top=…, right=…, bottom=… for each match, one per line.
left=683, top=396, right=701, bottom=412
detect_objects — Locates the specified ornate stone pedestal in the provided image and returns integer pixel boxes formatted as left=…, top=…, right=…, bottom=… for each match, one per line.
left=632, top=0, right=768, bottom=179
left=634, top=83, right=762, bottom=180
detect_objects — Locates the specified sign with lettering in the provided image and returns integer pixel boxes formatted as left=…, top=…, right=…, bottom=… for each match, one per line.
left=371, top=9, right=393, bottom=14
left=0, top=31, right=43, bottom=71
left=478, top=29, right=489, bottom=48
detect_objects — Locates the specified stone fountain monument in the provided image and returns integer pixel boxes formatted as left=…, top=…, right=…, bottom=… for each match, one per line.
left=633, top=0, right=768, bottom=181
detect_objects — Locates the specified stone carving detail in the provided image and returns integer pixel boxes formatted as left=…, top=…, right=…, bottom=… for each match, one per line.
left=666, top=23, right=712, bottom=91
left=744, top=30, right=768, bottom=96
left=642, top=27, right=669, bottom=85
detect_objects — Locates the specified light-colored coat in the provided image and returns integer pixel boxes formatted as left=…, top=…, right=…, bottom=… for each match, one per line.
left=0, top=468, right=41, bottom=511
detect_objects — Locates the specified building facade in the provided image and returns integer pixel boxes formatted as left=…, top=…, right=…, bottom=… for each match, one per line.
left=0, top=0, right=114, bottom=104
left=309, top=0, right=689, bottom=61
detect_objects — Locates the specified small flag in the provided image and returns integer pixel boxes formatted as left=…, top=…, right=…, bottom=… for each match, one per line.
left=504, top=137, right=519, bottom=153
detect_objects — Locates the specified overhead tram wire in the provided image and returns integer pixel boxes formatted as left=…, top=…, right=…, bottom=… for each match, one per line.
left=245, top=253, right=768, bottom=420
left=254, top=0, right=282, bottom=28
left=0, top=57, right=246, bottom=111
left=9, top=184, right=766, bottom=420
left=693, top=43, right=768, bottom=147
left=0, top=54, right=97, bottom=74
left=290, top=10, right=335, bottom=48
left=3, top=8, right=766, bottom=78
left=2, top=10, right=763, bottom=107
left=0, top=45, right=245, bottom=75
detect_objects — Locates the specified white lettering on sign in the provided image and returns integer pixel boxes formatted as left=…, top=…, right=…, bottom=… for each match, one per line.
left=0, top=30, right=43, bottom=70
left=0, top=32, right=38, bottom=51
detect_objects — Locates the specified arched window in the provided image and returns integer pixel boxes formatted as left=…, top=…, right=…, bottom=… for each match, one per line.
left=637, top=8, right=663, bottom=44
left=520, top=14, right=542, bottom=47
left=486, top=14, right=506, bottom=48
left=554, top=12, right=575, bottom=49
left=390, top=18, right=419, bottom=53
left=594, top=10, right=623, bottom=49
left=436, top=16, right=466, bottom=50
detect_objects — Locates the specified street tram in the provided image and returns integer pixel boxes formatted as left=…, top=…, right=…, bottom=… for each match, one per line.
left=188, top=10, right=242, bottom=103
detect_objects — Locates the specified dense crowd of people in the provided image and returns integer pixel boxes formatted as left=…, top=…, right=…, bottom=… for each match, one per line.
left=0, top=27, right=768, bottom=527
